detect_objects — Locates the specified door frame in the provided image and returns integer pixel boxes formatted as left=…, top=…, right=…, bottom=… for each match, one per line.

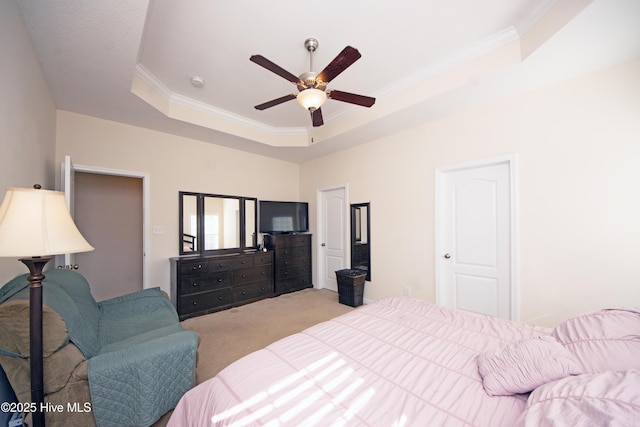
left=315, top=184, right=349, bottom=290
left=72, top=163, right=151, bottom=289
left=435, top=154, right=519, bottom=320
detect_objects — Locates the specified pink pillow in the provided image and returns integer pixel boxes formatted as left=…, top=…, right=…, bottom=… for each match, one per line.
left=478, top=336, right=582, bottom=396
left=522, top=369, right=640, bottom=426
left=552, top=308, right=640, bottom=374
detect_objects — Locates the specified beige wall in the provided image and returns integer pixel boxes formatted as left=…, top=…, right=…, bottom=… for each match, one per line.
left=55, top=111, right=300, bottom=294
left=3, top=0, right=638, bottom=328
left=0, top=0, right=57, bottom=284
left=301, top=58, right=640, bottom=327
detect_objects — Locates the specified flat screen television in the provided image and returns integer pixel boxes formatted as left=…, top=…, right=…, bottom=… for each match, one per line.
left=259, top=200, right=309, bottom=234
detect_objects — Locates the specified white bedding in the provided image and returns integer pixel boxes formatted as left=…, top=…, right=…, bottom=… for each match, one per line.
left=169, top=297, right=552, bottom=426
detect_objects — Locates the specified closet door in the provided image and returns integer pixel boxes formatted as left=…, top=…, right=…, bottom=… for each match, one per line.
left=437, top=158, right=516, bottom=320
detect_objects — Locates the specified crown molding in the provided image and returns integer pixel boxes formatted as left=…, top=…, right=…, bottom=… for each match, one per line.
left=515, top=0, right=558, bottom=36
left=132, top=64, right=307, bottom=137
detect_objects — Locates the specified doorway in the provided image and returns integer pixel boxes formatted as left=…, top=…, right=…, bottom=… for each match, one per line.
left=60, top=156, right=150, bottom=299
left=436, top=155, right=518, bottom=320
left=74, top=172, right=143, bottom=301
left=316, top=185, right=348, bottom=292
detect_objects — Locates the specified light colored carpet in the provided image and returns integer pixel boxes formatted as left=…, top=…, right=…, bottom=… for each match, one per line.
left=153, top=288, right=354, bottom=426
left=182, top=288, right=355, bottom=383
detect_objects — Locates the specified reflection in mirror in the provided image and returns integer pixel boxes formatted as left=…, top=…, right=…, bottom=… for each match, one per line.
left=181, top=194, right=198, bottom=253
left=179, top=192, right=257, bottom=255
left=204, top=196, right=239, bottom=251
left=245, top=199, right=256, bottom=248
left=351, top=203, right=371, bottom=281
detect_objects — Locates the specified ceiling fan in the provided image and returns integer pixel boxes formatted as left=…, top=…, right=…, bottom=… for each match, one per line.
left=250, top=38, right=376, bottom=127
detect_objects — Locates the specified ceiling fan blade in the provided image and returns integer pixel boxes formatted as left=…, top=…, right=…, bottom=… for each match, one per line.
left=328, top=90, right=376, bottom=107
left=254, top=94, right=296, bottom=110
left=250, top=55, right=300, bottom=83
left=316, top=46, right=361, bottom=83
left=311, top=108, right=324, bottom=127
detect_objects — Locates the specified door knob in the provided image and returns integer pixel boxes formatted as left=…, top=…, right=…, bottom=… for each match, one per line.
left=321, top=243, right=326, bottom=247
left=443, top=253, right=451, bottom=259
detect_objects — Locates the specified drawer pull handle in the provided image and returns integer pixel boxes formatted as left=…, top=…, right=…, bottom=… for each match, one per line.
left=242, top=291, right=246, bottom=295
left=218, top=296, right=223, bottom=300
left=242, top=275, right=247, bottom=278
left=218, top=263, right=224, bottom=268
left=192, top=302, right=197, bottom=306
left=261, top=271, right=265, bottom=275
left=241, top=260, right=246, bottom=264
left=218, top=278, right=223, bottom=283
left=192, top=283, right=198, bottom=287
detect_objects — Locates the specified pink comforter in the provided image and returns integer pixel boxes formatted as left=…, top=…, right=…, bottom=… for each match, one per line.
left=169, top=297, right=550, bottom=426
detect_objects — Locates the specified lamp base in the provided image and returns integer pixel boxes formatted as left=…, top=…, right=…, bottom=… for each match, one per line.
left=20, top=256, right=53, bottom=427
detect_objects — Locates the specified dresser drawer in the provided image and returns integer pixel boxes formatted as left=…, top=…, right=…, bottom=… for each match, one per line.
left=209, top=256, right=251, bottom=271
left=253, top=252, right=273, bottom=266
left=270, top=234, right=311, bottom=249
left=179, top=288, right=232, bottom=315
left=179, top=259, right=209, bottom=276
left=235, top=265, right=273, bottom=285
left=179, top=271, right=231, bottom=295
left=278, top=245, right=310, bottom=258
left=233, top=281, right=272, bottom=302
left=276, top=264, right=310, bottom=280
left=276, top=254, right=310, bottom=270
left=275, top=275, right=312, bottom=294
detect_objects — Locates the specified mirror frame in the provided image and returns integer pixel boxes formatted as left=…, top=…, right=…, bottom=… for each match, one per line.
left=179, top=191, right=257, bottom=255
left=350, top=202, right=371, bottom=281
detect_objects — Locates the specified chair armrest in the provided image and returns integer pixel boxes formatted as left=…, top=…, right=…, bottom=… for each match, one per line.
left=0, top=301, right=69, bottom=358
left=98, top=288, right=180, bottom=346
left=98, top=287, right=168, bottom=308
left=88, top=331, right=198, bottom=427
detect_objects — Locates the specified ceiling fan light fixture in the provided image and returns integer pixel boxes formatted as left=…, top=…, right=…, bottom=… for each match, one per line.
left=297, top=88, right=327, bottom=111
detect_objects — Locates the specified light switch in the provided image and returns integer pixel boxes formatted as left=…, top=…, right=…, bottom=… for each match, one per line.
left=153, top=225, right=164, bottom=235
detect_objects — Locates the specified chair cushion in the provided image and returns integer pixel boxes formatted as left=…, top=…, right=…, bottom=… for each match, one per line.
left=0, top=270, right=102, bottom=358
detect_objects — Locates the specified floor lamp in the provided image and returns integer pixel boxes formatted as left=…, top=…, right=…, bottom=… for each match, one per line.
left=0, top=186, right=93, bottom=427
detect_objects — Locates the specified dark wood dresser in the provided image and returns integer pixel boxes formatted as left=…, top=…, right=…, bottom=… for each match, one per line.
left=264, top=233, right=313, bottom=295
left=170, top=251, right=274, bottom=320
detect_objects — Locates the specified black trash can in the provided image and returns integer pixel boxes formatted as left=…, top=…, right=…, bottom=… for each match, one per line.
left=335, top=269, right=367, bottom=307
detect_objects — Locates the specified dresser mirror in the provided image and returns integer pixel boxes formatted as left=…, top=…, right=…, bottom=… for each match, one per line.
left=179, top=191, right=257, bottom=255
left=350, top=202, right=371, bottom=281
left=244, top=198, right=257, bottom=248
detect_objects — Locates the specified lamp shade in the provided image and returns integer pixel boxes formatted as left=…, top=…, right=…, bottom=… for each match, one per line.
left=0, top=187, right=94, bottom=257
left=297, top=88, right=327, bottom=110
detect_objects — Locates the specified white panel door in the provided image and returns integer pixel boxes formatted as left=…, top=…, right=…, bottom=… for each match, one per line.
left=319, top=187, right=347, bottom=292
left=438, top=161, right=514, bottom=319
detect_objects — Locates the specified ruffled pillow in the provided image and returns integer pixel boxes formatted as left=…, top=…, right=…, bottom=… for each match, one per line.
left=521, top=369, right=640, bottom=426
left=552, top=308, right=640, bottom=374
left=478, top=336, right=582, bottom=396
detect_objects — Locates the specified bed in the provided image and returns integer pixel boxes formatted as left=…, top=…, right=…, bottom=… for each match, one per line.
left=168, top=297, right=640, bottom=426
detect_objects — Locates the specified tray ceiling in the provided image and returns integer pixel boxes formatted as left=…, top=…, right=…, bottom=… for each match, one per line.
left=16, top=0, right=640, bottom=162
